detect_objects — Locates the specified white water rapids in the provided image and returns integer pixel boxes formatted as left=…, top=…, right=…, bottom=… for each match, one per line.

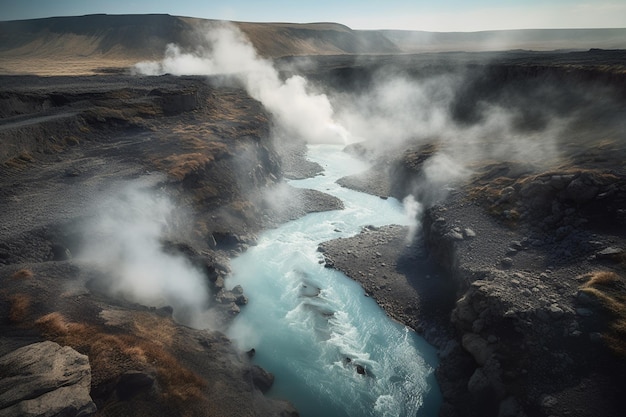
left=227, top=144, right=441, bottom=417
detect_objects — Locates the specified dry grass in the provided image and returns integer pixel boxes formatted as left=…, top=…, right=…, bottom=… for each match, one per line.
left=0, top=56, right=140, bottom=76
left=85, top=104, right=157, bottom=126
left=35, top=312, right=206, bottom=405
left=161, top=153, right=214, bottom=181
left=11, top=268, right=34, bottom=280
left=8, top=293, right=31, bottom=323
left=4, top=152, right=35, bottom=168
left=152, top=139, right=229, bottom=182
left=580, top=271, right=626, bottom=356
left=582, top=271, right=621, bottom=288
left=133, top=315, right=177, bottom=346
left=64, top=136, right=81, bottom=146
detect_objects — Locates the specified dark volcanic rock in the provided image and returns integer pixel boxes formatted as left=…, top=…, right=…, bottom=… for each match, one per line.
left=262, top=184, right=344, bottom=226
left=115, top=371, right=155, bottom=400
left=421, top=189, right=626, bottom=417
left=319, top=224, right=456, bottom=341
left=248, top=365, right=275, bottom=393
left=0, top=74, right=301, bottom=417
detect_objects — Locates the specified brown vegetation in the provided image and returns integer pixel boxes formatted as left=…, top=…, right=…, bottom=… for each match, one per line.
left=160, top=152, right=215, bottom=182
left=4, top=152, right=36, bottom=169
left=8, top=293, right=31, bottom=323
left=582, top=271, right=621, bottom=288
left=580, top=271, right=626, bottom=356
left=10, top=268, right=34, bottom=280
left=84, top=101, right=161, bottom=126
left=35, top=312, right=207, bottom=406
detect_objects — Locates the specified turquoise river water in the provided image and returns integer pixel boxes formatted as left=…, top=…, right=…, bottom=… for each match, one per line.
left=227, top=144, right=441, bottom=417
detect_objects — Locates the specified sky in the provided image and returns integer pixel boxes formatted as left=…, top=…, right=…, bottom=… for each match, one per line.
left=1, top=0, right=625, bottom=31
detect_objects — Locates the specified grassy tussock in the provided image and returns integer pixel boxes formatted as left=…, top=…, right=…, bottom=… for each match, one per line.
left=580, top=271, right=626, bottom=356
left=153, top=139, right=229, bottom=182
left=4, top=152, right=35, bottom=168
left=162, top=153, right=214, bottom=181
left=87, top=101, right=161, bottom=124
left=128, top=311, right=176, bottom=348
left=582, top=271, right=620, bottom=288
left=11, top=268, right=34, bottom=280
left=35, top=312, right=206, bottom=405
left=8, top=293, right=31, bottom=323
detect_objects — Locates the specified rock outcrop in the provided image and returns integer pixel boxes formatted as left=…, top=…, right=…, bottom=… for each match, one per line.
left=422, top=186, right=626, bottom=417
left=0, top=341, right=96, bottom=417
left=0, top=74, right=313, bottom=417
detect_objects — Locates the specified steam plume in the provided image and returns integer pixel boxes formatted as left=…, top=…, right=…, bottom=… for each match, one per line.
left=78, top=180, right=209, bottom=327
left=134, top=23, right=587, bottom=239
left=134, top=23, right=349, bottom=145
left=403, top=195, right=422, bottom=243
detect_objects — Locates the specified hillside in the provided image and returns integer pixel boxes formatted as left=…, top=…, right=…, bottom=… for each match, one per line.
left=0, top=14, right=398, bottom=75
left=1, top=14, right=625, bottom=75
left=382, top=28, right=626, bottom=52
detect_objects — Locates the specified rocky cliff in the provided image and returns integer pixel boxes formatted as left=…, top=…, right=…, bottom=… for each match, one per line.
left=0, top=73, right=329, bottom=417
left=319, top=52, right=626, bottom=417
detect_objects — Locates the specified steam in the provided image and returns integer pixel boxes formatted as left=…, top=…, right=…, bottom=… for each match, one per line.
left=403, top=195, right=422, bottom=243
left=334, top=73, right=456, bottom=148
left=78, top=180, right=209, bottom=327
left=134, top=23, right=574, bottom=241
left=333, top=70, right=564, bottom=166
left=330, top=64, right=570, bottom=213
left=134, top=23, right=349, bottom=145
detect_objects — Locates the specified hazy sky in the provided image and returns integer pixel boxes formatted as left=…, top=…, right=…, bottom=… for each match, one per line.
left=1, top=0, right=625, bottom=31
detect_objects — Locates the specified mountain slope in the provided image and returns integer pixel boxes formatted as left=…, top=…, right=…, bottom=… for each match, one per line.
left=1, top=14, right=625, bottom=75
left=0, top=14, right=398, bottom=75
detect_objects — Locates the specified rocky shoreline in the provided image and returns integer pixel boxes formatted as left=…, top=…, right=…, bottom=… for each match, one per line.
left=319, top=144, right=626, bottom=417
left=311, top=50, right=626, bottom=416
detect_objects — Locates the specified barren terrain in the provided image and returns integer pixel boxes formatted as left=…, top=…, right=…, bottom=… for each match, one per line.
left=2, top=14, right=626, bottom=75
left=317, top=51, right=626, bottom=417
left=1, top=13, right=626, bottom=417
left=0, top=73, right=338, bottom=417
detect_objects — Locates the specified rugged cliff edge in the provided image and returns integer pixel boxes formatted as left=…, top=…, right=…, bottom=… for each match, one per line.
left=322, top=148, right=626, bottom=417
left=319, top=54, right=626, bottom=417
left=0, top=74, right=345, bottom=417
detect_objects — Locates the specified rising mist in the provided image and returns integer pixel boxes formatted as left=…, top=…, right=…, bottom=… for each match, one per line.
left=125, top=23, right=613, bottom=324
left=135, top=22, right=348, bottom=145
left=78, top=179, right=210, bottom=327
left=135, top=23, right=579, bottom=204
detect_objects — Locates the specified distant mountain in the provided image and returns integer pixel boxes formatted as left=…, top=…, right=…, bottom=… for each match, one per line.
left=0, top=14, right=624, bottom=75
left=381, top=28, right=626, bottom=52
left=0, top=14, right=400, bottom=59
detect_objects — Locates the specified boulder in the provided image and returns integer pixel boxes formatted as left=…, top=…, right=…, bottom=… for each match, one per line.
left=248, top=365, right=274, bottom=393
left=596, top=247, right=624, bottom=260
left=235, top=294, right=249, bottom=306
left=0, top=341, right=96, bottom=417
left=462, top=333, right=492, bottom=366
left=467, top=368, right=490, bottom=394
left=563, top=177, right=599, bottom=202
left=452, top=294, right=478, bottom=326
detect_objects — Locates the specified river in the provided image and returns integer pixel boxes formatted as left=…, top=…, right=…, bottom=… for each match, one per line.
left=227, top=144, right=441, bottom=417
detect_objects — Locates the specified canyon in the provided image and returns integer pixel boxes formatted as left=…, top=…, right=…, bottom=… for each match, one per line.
left=1, top=14, right=626, bottom=417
